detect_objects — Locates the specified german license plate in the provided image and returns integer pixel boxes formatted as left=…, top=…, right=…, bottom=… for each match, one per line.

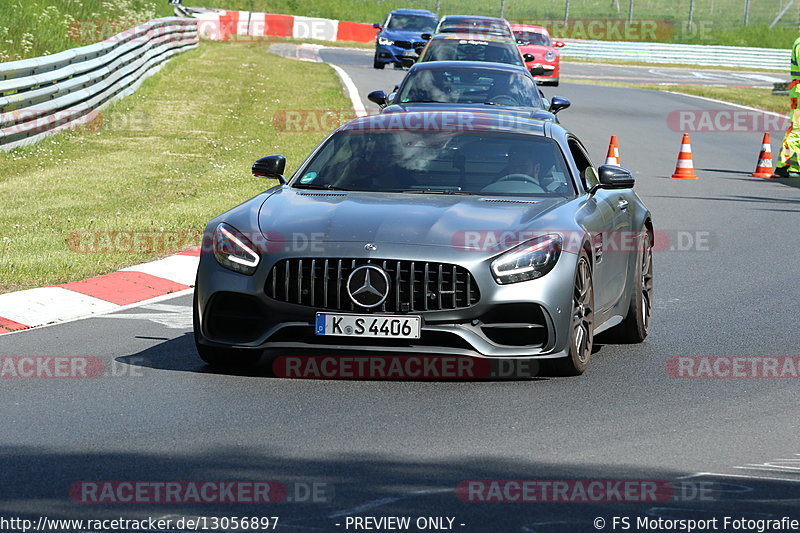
left=315, top=313, right=421, bottom=339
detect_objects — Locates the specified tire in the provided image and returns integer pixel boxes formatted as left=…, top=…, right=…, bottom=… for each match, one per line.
left=193, top=290, right=262, bottom=369
left=604, top=227, right=653, bottom=343
left=550, top=251, right=595, bottom=376
left=373, top=54, right=385, bottom=69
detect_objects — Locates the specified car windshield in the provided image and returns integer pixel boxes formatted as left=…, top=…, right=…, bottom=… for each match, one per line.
left=386, top=14, right=437, bottom=32
left=397, top=68, right=543, bottom=107
left=293, top=130, right=573, bottom=197
left=420, top=39, right=524, bottom=66
left=514, top=30, right=551, bottom=46
left=440, top=18, right=509, bottom=35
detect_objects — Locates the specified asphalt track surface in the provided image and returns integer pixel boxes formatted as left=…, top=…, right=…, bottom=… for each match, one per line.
left=1, top=47, right=800, bottom=533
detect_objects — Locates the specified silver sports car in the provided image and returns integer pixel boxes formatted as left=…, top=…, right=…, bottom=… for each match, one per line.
left=193, top=111, right=653, bottom=375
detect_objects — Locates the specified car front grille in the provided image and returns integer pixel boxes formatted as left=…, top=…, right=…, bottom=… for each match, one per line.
left=265, top=258, right=480, bottom=313
left=394, top=41, right=426, bottom=50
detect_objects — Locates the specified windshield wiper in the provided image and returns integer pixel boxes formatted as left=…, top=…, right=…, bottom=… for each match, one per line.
left=404, top=99, right=448, bottom=104
left=397, top=189, right=474, bottom=195
left=293, top=183, right=351, bottom=191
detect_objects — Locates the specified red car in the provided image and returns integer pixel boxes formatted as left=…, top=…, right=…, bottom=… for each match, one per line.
left=511, top=24, right=564, bottom=86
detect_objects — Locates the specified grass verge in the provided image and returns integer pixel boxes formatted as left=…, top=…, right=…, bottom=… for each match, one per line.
left=0, top=0, right=173, bottom=61
left=0, top=40, right=352, bottom=293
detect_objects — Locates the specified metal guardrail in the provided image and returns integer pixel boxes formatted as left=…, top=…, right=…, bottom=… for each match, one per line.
left=559, top=38, right=791, bottom=70
left=0, top=17, right=198, bottom=151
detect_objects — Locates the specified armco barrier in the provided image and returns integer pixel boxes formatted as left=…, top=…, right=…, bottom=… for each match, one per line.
left=558, top=39, right=790, bottom=70
left=0, top=17, right=197, bottom=151
left=182, top=5, right=790, bottom=70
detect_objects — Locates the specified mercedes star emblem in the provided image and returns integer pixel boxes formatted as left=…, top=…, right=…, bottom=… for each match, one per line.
left=347, top=265, right=390, bottom=308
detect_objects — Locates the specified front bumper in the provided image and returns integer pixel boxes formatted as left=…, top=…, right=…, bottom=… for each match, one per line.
left=527, top=60, right=560, bottom=84
left=195, top=242, right=578, bottom=359
left=375, top=43, right=421, bottom=66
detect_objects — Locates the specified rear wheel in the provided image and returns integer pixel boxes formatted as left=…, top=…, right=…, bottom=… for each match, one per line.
left=551, top=252, right=594, bottom=376
left=605, top=228, right=653, bottom=343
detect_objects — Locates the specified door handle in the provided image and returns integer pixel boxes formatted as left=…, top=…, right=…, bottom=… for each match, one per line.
left=617, top=199, right=629, bottom=211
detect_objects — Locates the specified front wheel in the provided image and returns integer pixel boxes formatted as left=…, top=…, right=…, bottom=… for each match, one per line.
left=605, top=228, right=653, bottom=343
left=551, top=252, right=595, bottom=376
left=373, top=53, right=385, bottom=69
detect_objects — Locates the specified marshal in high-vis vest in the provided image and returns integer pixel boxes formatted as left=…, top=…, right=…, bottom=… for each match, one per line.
left=774, top=35, right=800, bottom=177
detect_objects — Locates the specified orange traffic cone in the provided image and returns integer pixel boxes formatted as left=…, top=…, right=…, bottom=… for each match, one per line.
left=670, top=133, right=698, bottom=180
left=605, top=135, right=620, bottom=166
left=750, top=132, right=774, bottom=178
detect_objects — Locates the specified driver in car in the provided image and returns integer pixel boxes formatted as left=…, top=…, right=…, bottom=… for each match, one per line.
left=485, top=148, right=564, bottom=194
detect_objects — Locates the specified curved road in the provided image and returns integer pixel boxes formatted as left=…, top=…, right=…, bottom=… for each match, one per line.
left=1, top=47, right=799, bottom=532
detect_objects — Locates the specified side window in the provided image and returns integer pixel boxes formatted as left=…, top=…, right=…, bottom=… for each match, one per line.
left=568, top=139, right=598, bottom=191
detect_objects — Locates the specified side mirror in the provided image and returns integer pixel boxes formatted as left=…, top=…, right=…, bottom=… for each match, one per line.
left=421, top=33, right=431, bottom=40
left=529, top=64, right=546, bottom=76
left=252, top=155, right=286, bottom=183
left=593, top=165, right=635, bottom=192
left=554, top=40, right=565, bottom=48
left=400, top=57, right=416, bottom=68
left=549, top=95, right=571, bottom=113
left=368, top=89, right=388, bottom=107
left=523, top=53, right=535, bottom=62
left=373, top=23, right=382, bottom=29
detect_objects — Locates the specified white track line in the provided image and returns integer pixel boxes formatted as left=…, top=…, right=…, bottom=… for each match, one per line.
left=662, top=90, right=789, bottom=120
left=329, top=63, right=368, bottom=118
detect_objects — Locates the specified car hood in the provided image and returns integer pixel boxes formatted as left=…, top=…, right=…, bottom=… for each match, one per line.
left=380, top=29, right=429, bottom=41
left=258, top=188, right=569, bottom=251
left=383, top=103, right=555, bottom=121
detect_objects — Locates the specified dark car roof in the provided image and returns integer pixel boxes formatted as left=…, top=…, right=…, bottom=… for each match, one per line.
left=428, top=32, right=514, bottom=44
left=441, top=15, right=507, bottom=23
left=408, top=60, right=530, bottom=74
left=337, top=111, right=549, bottom=137
left=391, top=8, right=437, bottom=16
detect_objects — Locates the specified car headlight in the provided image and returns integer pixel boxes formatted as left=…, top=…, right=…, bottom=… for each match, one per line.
left=491, top=234, right=562, bottom=284
left=378, top=37, right=394, bottom=46
left=213, top=223, right=260, bottom=275
left=545, top=50, right=556, bottom=62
